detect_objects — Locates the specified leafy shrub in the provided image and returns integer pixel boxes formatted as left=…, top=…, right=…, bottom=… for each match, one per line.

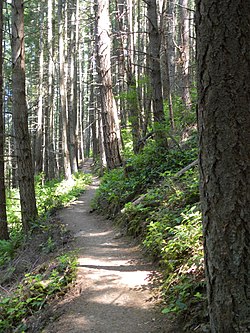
left=93, top=138, right=198, bottom=217
left=144, top=203, right=204, bottom=312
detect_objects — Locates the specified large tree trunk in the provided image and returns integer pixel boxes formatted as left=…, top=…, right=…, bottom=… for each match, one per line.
left=94, top=0, right=122, bottom=170
left=0, top=0, right=9, bottom=240
left=197, top=1, right=250, bottom=332
left=12, top=0, right=38, bottom=234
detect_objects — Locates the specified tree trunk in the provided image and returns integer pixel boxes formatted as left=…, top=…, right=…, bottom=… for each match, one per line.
left=197, top=1, right=250, bottom=332
left=58, top=0, right=71, bottom=179
left=89, top=57, right=98, bottom=160
left=68, top=0, right=78, bottom=173
left=94, top=0, right=122, bottom=170
left=47, top=0, right=56, bottom=179
left=179, top=0, right=191, bottom=109
left=160, top=0, right=174, bottom=130
left=167, top=0, right=176, bottom=93
left=0, top=0, right=9, bottom=240
left=35, top=3, right=44, bottom=175
left=12, top=0, right=38, bottom=234
left=147, top=0, right=168, bottom=148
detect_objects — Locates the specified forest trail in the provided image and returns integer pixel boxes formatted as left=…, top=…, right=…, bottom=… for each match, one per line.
left=42, top=159, right=176, bottom=333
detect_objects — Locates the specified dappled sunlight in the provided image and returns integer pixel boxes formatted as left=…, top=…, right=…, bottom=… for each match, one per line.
left=69, top=198, right=85, bottom=205
left=75, top=229, right=113, bottom=238
left=43, top=169, right=163, bottom=333
left=77, top=257, right=151, bottom=288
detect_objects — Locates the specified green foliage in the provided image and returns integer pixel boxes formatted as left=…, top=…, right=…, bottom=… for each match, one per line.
left=93, top=133, right=205, bottom=318
left=164, top=89, right=197, bottom=132
left=121, top=128, right=134, bottom=158
left=6, top=189, right=21, bottom=225
left=35, top=172, right=92, bottom=217
left=1, top=172, right=91, bottom=268
left=0, top=240, right=15, bottom=266
left=0, top=229, right=24, bottom=267
left=93, top=139, right=198, bottom=218
left=0, top=253, right=77, bottom=332
left=40, top=236, right=56, bottom=254
left=144, top=203, right=204, bottom=313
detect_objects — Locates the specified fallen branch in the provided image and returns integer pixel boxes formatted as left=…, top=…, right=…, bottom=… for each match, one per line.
left=175, top=159, right=198, bottom=177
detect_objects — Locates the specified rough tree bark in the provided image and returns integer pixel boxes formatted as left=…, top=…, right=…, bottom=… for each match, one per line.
left=12, top=0, right=38, bottom=233
left=197, top=1, right=250, bottom=332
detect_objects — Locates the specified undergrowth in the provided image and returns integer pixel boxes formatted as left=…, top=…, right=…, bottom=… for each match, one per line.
left=0, top=252, right=77, bottom=332
left=93, top=133, right=207, bottom=329
left=1, top=172, right=91, bottom=267
left=35, top=172, right=92, bottom=218
left=0, top=171, right=91, bottom=331
left=92, top=138, right=197, bottom=218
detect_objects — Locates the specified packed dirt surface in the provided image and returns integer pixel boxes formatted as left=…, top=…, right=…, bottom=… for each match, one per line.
left=42, top=159, right=179, bottom=333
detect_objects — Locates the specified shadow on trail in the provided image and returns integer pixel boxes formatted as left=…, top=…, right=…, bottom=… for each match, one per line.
left=55, top=298, right=167, bottom=333
left=42, top=159, right=179, bottom=333
left=77, top=263, right=153, bottom=272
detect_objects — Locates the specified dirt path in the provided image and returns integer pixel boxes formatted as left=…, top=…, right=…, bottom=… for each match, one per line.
left=42, top=159, right=175, bottom=333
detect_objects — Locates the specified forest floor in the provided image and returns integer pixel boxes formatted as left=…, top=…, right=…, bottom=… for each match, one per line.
left=32, top=159, right=183, bottom=333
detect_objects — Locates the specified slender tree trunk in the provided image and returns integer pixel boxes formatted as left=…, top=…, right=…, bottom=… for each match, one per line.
left=12, top=0, right=38, bottom=233
left=74, top=0, right=80, bottom=167
left=58, top=0, right=71, bottom=179
left=197, top=1, right=250, bottom=332
left=94, top=0, right=122, bottom=170
left=179, top=0, right=191, bottom=109
left=127, top=0, right=142, bottom=153
left=35, top=3, right=44, bottom=175
left=160, top=0, right=174, bottom=130
left=147, top=0, right=168, bottom=148
left=78, top=46, right=85, bottom=163
left=47, top=0, right=56, bottom=179
left=167, top=0, right=176, bottom=93
left=89, top=57, right=98, bottom=159
left=98, top=107, right=106, bottom=174
left=68, top=0, right=78, bottom=173
left=0, top=0, right=9, bottom=240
